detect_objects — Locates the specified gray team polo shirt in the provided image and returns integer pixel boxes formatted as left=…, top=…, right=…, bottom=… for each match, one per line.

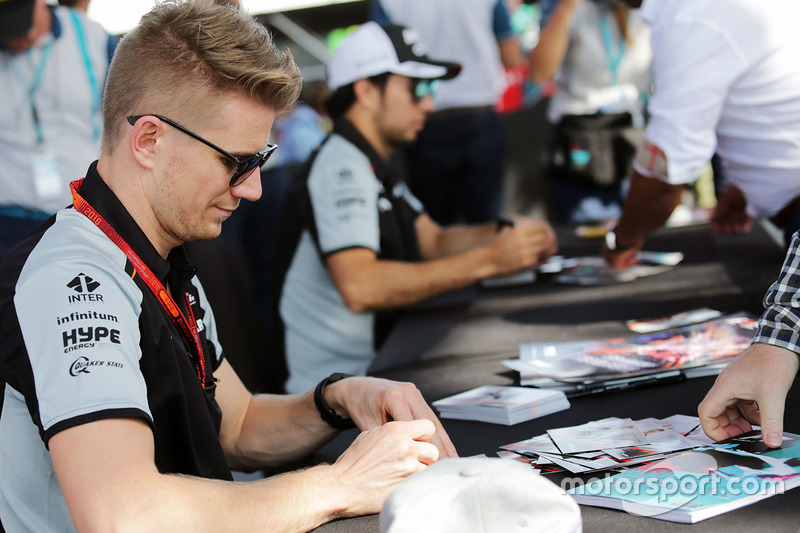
left=275, top=119, right=423, bottom=394
left=0, top=164, right=231, bottom=531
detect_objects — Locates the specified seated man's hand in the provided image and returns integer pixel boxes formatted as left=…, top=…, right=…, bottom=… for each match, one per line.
left=711, top=183, right=752, bottom=235
left=329, top=419, right=439, bottom=517
left=326, top=377, right=458, bottom=459
left=489, top=219, right=558, bottom=274
left=698, top=343, right=799, bottom=447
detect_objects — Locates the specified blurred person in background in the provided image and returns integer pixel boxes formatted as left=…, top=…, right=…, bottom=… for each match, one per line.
left=271, top=81, right=331, bottom=168
left=0, top=0, right=116, bottom=264
left=370, top=0, right=522, bottom=225
left=604, top=0, right=800, bottom=268
left=56, top=0, right=89, bottom=11
left=57, top=0, right=89, bottom=11
left=273, top=22, right=557, bottom=394
left=530, top=0, right=651, bottom=225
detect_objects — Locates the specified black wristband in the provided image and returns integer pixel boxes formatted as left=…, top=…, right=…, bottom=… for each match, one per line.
left=314, top=372, right=356, bottom=430
left=496, top=216, right=516, bottom=232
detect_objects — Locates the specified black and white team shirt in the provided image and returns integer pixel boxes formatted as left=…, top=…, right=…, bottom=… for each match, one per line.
left=274, top=119, right=424, bottom=394
left=0, top=163, right=231, bottom=532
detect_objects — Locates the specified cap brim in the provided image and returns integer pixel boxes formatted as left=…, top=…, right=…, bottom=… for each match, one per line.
left=391, top=59, right=461, bottom=81
left=0, top=0, right=34, bottom=41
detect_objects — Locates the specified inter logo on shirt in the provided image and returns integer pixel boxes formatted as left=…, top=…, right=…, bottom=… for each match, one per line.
left=67, top=273, right=100, bottom=293
left=66, top=273, right=104, bottom=303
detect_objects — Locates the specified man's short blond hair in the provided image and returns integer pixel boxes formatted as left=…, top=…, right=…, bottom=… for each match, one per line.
left=102, top=0, right=302, bottom=152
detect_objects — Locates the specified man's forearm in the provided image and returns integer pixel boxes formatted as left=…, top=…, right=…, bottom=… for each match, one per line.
left=423, top=222, right=498, bottom=259
left=528, top=0, right=580, bottom=83
left=499, top=37, right=523, bottom=70
left=329, top=247, right=499, bottom=313
left=82, top=460, right=347, bottom=532
left=225, top=390, right=340, bottom=471
left=145, top=464, right=346, bottom=532
left=52, top=418, right=353, bottom=533
left=214, top=361, right=340, bottom=471
left=614, top=170, right=685, bottom=247
left=334, top=219, right=554, bottom=311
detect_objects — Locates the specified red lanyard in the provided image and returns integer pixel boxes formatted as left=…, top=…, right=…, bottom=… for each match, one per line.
left=70, top=179, right=207, bottom=385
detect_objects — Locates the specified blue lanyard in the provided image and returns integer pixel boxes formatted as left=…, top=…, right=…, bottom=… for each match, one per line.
left=12, top=11, right=101, bottom=146
left=12, top=41, right=53, bottom=146
left=600, top=9, right=626, bottom=85
left=69, top=9, right=101, bottom=141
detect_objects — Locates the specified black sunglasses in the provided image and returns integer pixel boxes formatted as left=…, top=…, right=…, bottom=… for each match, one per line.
left=126, top=114, right=277, bottom=187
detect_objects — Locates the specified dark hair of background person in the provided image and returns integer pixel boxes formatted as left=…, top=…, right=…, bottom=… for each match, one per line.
left=326, top=72, right=390, bottom=118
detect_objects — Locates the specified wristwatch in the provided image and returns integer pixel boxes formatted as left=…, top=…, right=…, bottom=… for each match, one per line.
left=604, top=230, right=635, bottom=252
left=314, top=372, right=357, bottom=430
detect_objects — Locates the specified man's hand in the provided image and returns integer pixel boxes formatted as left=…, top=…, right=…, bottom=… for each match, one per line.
left=698, top=343, right=799, bottom=447
left=488, top=219, right=558, bottom=275
left=602, top=240, right=643, bottom=270
left=711, top=183, right=752, bottom=234
left=602, top=229, right=644, bottom=270
left=602, top=170, right=683, bottom=269
left=329, top=420, right=438, bottom=517
left=325, top=377, right=458, bottom=459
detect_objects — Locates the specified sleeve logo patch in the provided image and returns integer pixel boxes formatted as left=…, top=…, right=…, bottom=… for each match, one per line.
left=335, top=197, right=367, bottom=208
left=67, top=273, right=100, bottom=293
left=338, top=167, right=354, bottom=182
left=69, top=356, right=124, bottom=376
left=66, top=273, right=104, bottom=304
left=62, top=326, right=121, bottom=353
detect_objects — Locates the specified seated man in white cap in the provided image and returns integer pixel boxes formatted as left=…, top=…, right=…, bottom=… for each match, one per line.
left=274, top=22, right=558, bottom=394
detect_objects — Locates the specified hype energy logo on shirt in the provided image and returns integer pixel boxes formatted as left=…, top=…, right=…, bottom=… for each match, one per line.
left=62, top=273, right=120, bottom=350
left=66, top=273, right=104, bottom=304
left=62, top=326, right=121, bottom=353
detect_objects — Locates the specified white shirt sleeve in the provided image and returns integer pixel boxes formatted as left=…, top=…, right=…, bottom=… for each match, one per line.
left=644, top=18, right=749, bottom=184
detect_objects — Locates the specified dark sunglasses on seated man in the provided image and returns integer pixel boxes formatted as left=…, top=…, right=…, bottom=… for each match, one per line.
left=127, top=114, right=278, bottom=187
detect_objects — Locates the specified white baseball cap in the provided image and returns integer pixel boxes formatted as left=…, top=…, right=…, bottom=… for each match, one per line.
left=380, top=457, right=583, bottom=533
left=328, top=21, right=461, bottom=91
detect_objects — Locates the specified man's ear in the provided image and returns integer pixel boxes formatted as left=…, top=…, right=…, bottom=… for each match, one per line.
left=128, top=116, right=162, bottom=171
left=353, top=78, right=382, bottom=113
